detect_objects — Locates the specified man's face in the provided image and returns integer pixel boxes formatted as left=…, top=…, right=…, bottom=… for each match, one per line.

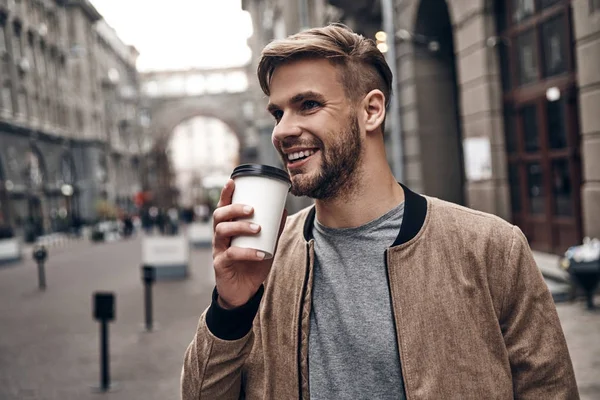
left=267, top=58, right=363, bottom=199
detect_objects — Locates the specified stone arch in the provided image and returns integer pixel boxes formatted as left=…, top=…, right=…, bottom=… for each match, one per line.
left=410, top=0, right=465, bottom=205
left=147, top=92, right=252, bottom=151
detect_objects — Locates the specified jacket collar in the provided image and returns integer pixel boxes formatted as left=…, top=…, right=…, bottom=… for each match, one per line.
left=302, top=183, right=427, bottom=246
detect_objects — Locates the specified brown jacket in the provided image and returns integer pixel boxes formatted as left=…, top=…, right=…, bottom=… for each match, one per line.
left=182, top=185, right=579, bottom=399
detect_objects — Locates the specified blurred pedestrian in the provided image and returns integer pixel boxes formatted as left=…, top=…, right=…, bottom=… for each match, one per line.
left=182, top=24, right=578, bottom=399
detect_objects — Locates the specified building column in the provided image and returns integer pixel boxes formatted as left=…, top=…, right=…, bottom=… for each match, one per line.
left=574, top=2, right=600, bottom=240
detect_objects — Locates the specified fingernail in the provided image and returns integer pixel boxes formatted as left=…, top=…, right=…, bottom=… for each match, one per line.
left=256, top=251, right=265, bottom=260
left=243, top=206, right=253, bottom=214
left=250, top=223, right=260, bottom=231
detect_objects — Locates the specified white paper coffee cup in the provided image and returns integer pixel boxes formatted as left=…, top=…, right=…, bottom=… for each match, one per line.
left=230, top=164, right=291, bottom=259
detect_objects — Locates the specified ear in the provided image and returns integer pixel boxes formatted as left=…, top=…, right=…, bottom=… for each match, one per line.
left=362, top=89, right=386, bottom=134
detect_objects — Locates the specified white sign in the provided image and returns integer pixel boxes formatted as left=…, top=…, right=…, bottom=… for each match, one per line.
left=142, top=236, right=189, bottom=266
left=0, top=238, right=21, bottom=261
left=463, top=137, right=493, bottom=181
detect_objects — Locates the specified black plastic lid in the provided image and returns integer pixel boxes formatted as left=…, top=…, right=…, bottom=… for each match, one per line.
left=231, top=164, right=291, bottom=186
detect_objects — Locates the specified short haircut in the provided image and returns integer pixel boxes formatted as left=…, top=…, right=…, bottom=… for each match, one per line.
left=257, top=23, right=393, bottom=117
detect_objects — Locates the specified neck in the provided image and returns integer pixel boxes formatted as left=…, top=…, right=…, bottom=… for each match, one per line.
left=314, top=164, right=404, bottom=229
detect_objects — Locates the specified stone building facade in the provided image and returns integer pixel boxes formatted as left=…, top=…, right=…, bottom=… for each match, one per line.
left=243, top=0, right=600, bottom=254
left=0, top=0, right=142, bottom=240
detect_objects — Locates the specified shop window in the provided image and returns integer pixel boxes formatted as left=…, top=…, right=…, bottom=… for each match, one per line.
left=541, top=16, right=567, bottom=77
left=521, top=105, right=539, bottom=152
left=552, top=159, right=572, bottom=216
left=516, top=30, right=538, bottom=85
left=526, top=162, right=545, bottom=214
left=547, top=99, right=568, bottom=149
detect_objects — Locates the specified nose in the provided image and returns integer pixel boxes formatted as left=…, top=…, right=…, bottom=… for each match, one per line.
left=272, top=114, right=302, bottom=147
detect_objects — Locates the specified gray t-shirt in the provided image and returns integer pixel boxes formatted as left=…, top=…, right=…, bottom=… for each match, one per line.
left=309, top=202, right=406, bottom=400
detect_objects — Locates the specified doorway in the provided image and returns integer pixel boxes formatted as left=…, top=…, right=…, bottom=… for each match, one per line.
left=413, top=0, right=465, bottom=205
left=496, top=0, right=582, bottom=253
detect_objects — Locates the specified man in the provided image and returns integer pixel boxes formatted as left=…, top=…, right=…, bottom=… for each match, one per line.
left=182, top=24, right=578, bottom=399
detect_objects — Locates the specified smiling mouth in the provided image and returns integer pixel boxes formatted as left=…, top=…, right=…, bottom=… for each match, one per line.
left=285, top=149, right=319, bottom=168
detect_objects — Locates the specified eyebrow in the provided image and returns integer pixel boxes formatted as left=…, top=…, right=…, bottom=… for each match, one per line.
left=267, top=91, right=326, bottom=113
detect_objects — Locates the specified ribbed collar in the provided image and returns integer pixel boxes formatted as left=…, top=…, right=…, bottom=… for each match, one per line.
left=302, top=183, right=428, bottom=247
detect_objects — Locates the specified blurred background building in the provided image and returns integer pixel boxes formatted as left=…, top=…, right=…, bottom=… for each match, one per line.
left=0, top=0, right=598, bottom=256
left=0, top=0, right=142, bottom=241
left=242, top=0, right=600, bottom=255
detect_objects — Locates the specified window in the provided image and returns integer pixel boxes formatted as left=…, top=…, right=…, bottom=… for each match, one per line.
left=512, top=0, right=535, bottom=23
left=1, top=82, right=12, bottom=114
left=541, top=16, right=567, bottom=77
left=552, top=159, right=572, bottom=216
left=504, top=107, right=518, bottom=153
left=521, top=105, right=539, bottom=152
left=26, top=33, right=35, bottom=71
left=12, top=23, right=22, bottom=60
left=37, top=44, right=45, bottom=75
left=30, top=94, right=37, bottom=119
left=591, top=0, right=600, bottom=13
left=526, top=162, right=545, bottom=214
left=508, top=163, right=522, bottom=212
left=0, top=22, right=6, bottom=54
left=17, top=89, right=27, bottom=117
left=516, top=30, right=538, bottom=85
left=547, top=99, right=568, bottom=149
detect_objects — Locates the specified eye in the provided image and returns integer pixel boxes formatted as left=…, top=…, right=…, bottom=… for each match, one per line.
left=301, top=100, right=321, bottom=111
left=271, top=109, right=283, bottom=123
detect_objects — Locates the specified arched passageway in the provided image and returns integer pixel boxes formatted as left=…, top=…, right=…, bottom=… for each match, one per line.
left=414, top=0, right=465, bottom=205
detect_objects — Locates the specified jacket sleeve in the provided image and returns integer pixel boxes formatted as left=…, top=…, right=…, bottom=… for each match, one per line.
left=500, top=226, right=579, bottom=399
left=181, top=286, right=264, bottom=400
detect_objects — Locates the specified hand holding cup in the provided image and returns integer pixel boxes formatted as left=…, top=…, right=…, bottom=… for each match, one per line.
left=212, top=165, right=290, bottom=309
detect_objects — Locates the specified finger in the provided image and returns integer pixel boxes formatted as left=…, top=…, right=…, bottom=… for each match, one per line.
left=216, top=179, right=235, bottom=209
left=215, top=246, right=268, bottom=267
left=212, top=203, right=254, bottom=226
left=214, top=221, right=261, bottom=251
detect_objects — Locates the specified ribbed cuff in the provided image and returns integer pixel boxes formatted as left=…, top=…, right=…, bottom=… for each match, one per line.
left=206, top=285, right=264, bottom=341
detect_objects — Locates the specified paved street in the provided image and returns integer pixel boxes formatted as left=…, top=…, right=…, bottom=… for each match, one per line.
left=0, top=236, right=599, bottom=399
left=0, top=236, right=215, bottom=400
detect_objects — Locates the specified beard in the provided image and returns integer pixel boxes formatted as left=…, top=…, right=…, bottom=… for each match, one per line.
left=278, top=114, right=363, bottom=200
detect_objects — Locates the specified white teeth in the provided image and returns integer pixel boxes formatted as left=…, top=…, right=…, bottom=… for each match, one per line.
left=288, top=149, right=315, bottom=161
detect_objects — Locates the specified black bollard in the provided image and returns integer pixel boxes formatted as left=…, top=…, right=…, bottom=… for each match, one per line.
left=32, top=245, right=48, bottom=290
left=142, top=266, right=156, bottom=331
left=93, top=292, right=115, bottom=392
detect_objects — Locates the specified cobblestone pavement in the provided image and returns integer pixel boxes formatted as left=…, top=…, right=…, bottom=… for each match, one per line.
left=0, top=236, right=598, bottom=399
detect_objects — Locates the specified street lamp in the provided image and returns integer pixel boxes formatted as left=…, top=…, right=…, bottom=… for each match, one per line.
left=60, top=184, right=74, bottom=197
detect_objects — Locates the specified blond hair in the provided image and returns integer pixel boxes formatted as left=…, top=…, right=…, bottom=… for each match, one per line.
left=258, top=23, right=393, bottom=111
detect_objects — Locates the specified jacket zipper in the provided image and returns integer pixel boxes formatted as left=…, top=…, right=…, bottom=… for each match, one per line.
left=297, top=242, right=312, bottom=400
left=384, top=249, right=410, bottom=399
